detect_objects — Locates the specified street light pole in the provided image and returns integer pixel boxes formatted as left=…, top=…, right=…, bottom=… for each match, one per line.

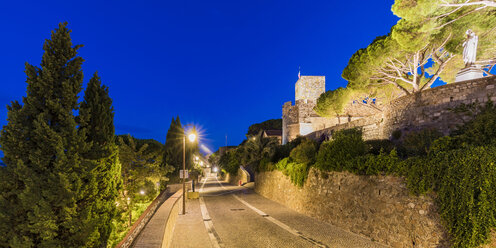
left=182, top=135, right=186, bottom=215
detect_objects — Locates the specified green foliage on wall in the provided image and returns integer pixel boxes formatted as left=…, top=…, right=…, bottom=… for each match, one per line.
left=255, top=101, right=496, bottom=247
left=399, top=128, right=443, bottom=157
left=246, top=119, right=282, bottom=136
left=315, top=129, right=367, bottom=171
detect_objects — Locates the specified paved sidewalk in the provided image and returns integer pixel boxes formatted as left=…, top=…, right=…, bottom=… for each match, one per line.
left=170, top=198, right=211, bottom=248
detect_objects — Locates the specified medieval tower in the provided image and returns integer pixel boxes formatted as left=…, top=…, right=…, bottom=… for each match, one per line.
left=282, top=76, right=325, bottom=144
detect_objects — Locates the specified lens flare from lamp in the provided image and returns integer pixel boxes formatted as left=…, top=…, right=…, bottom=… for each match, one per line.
left=188, top=133, right=196, bottom=142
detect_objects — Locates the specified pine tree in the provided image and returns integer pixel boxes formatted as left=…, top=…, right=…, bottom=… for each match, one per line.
left=0, top=23, right=96, bottom=247
left=78, top=72, right=121, bottom=247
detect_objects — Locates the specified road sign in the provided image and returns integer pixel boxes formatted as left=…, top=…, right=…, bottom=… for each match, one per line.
left=179, top=170, right=189, bottom=179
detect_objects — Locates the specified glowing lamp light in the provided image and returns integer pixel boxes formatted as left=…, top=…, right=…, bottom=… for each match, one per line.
left=140, top=190, right=145, bottom=195
left=188, top=133, right=196, bottom=142
left=213, top=167, right=218, bottom=172
left=200, top=161, right=204, bottom=166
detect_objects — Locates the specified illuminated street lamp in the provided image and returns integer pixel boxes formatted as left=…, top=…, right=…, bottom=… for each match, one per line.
left=188, top=133, right=196, bottom=142
left=182, top=130, right=197, bottom=215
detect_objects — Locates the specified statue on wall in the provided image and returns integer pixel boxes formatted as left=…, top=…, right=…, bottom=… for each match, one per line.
left=455, top=29, right=484, bottom=82
left=462, top=29, right=478, bottom=67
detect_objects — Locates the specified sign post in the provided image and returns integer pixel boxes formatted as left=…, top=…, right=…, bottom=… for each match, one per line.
left=179, top=170, right=189, bottom=179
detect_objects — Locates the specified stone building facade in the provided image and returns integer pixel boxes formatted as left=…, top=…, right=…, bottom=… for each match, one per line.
left=282, top=76, right=361, bottom=144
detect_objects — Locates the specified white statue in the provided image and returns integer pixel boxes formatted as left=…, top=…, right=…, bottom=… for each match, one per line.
left=462, top=29, right=478, bottom=67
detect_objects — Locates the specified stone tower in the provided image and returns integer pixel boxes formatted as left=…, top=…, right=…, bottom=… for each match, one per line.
left=282, top=76, right=326, bottom=144
left=295, top=76, right=325, bottom=103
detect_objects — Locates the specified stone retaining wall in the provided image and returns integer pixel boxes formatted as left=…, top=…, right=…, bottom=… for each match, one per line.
left=307, top=76, right=496, bottom=141
left=255, top=169, right=449, bottom=248
left=226, top=167, right=250, bottom=185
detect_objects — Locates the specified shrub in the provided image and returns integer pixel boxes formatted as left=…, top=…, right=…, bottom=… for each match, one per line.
left=435, top=146, right=496, bottom=247
left=289, top=139, right=317, bottom=165
left=315, top=128, right=367, bottom=171
left=271, top=136, right=308, bottom=163
left=396, top=144, right=496, bottom=248
left=258, top=157, right=274, bottom=172
left=400, top=128, right=443, bottom=157
left=275, top=157, right=290, bottom=172
left=429, top=136, right=460, bottom=154
left=275, top=157, right=308, bottom=187
left=366, top=139, right=395, bottom=155
left=218, top=149, right=241, bottom=175
left=361, top=149, right=401, bottom=175
left=456, top=101, right=496, bottom=146
left=284, top=162, right=308, bottom=187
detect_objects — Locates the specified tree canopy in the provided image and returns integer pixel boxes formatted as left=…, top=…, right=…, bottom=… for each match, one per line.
left=314, top=87, right=353, bottom=117
left=246, top=119, right=282, bottom=137
left=317, top=0, right=496, bottom=118
left=0, top=23, right=121, bottom=247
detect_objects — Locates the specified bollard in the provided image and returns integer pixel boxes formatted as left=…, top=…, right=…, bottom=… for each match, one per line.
left=192, top=179, right=195, bottom=192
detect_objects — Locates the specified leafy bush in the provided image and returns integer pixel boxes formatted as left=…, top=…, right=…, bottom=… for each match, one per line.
left=218, top=149, right=241, bottom=175
left=435, top=146, right=496, bottom=248
left=271, top=136, right=308, bottom=163
left=366, top=139, right=395, bottom=155
left=360, top=149, right=400, bottom=175
left=289, top=139, right=317, bottom=165
left=400, top=128, right=443, bottom=157
left=275, top=157, right=308, bottom=187
left=315, top=129, right=367, bottom=171
left=429, top=136, right=460, bottom=154
left=275, top=157, right=290, bottom=171
left=456, top=101, right=496, bottom=146
left=284, top=162, right=308, bottom=187
left=258, top=157, right=275, bottom=172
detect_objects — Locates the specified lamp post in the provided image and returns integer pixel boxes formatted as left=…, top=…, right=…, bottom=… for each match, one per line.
left=182, top=132, right=196, bottom=215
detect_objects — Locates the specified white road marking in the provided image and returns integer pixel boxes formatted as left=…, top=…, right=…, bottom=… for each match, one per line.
left=199, top=177, right=223, bottom=248
left=200, top=177, right=207, bottom=192
left=214, top=176, right=328, bottom=248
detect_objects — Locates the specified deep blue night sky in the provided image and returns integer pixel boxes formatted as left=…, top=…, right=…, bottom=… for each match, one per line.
left=0, top=1, right=399, bottom=153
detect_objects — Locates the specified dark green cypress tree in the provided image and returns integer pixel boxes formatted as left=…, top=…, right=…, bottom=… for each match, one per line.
left=78, top=72, right=121, bottom=247
left=163, top=116, right=184, bottom=171
left=0, top=23, right=95, bottom=247
left=162, top=116, right=199, bottom=175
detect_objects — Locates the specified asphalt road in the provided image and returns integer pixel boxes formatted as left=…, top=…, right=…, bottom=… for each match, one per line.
left=170, top=175, right=388, bottom=248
